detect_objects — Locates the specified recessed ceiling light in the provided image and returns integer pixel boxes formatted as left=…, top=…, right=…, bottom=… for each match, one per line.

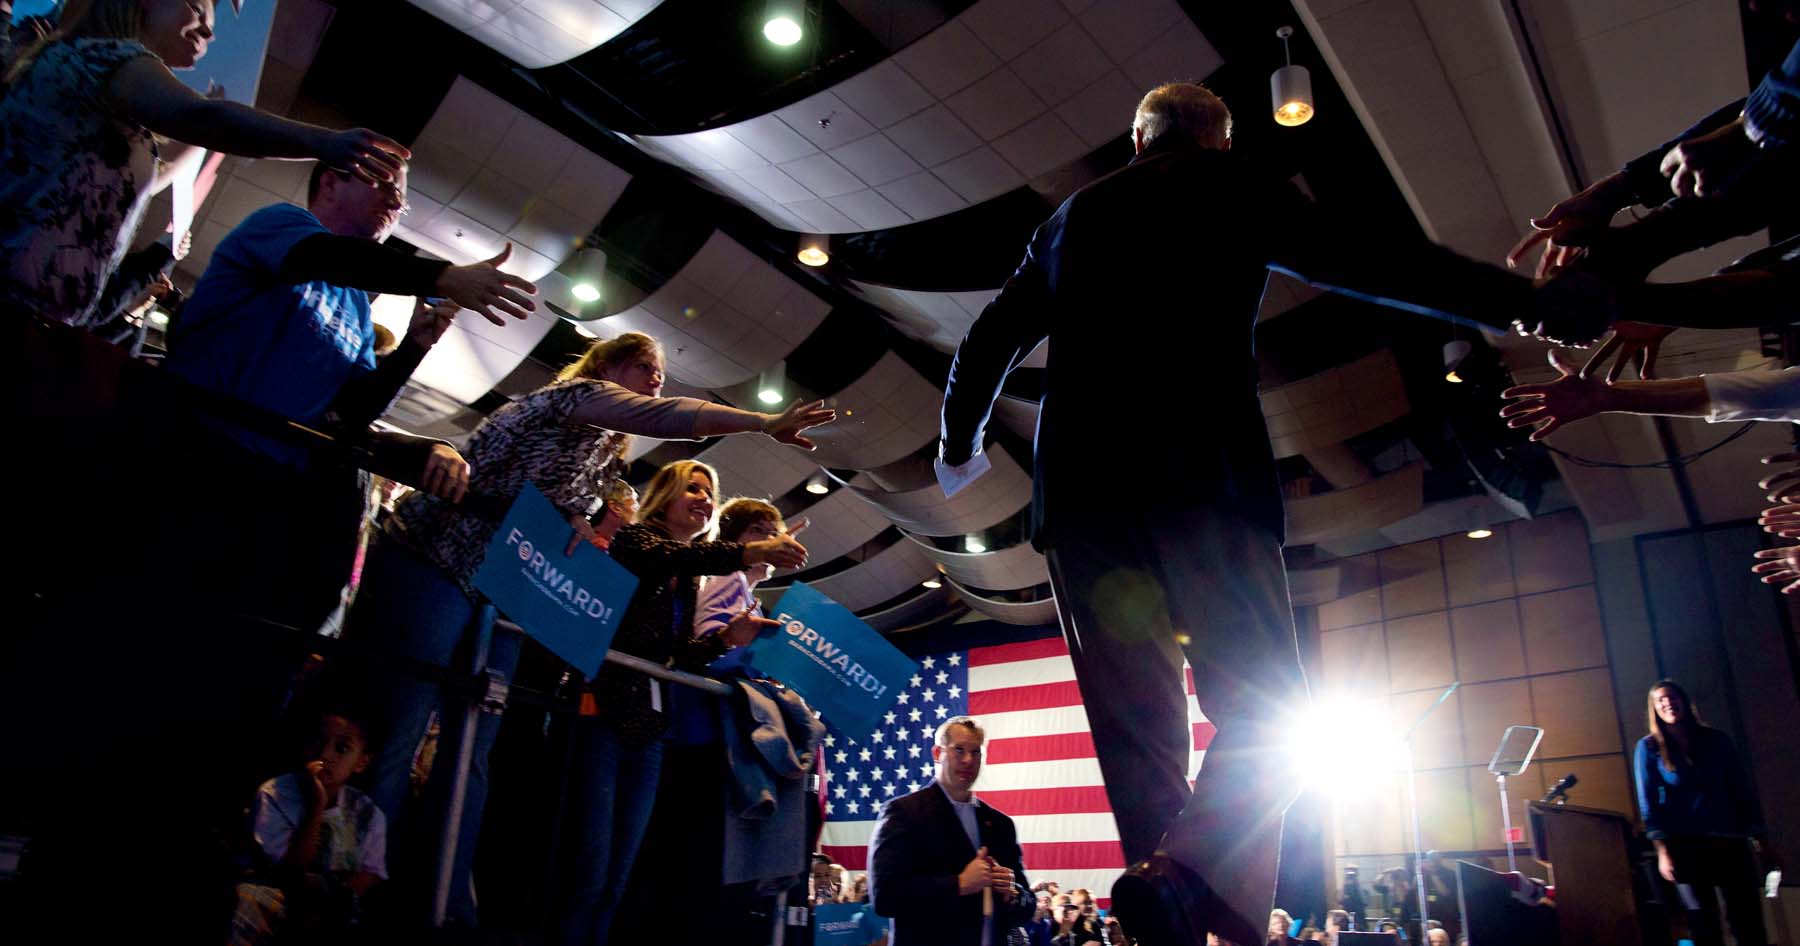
left=964, top=536, right=986, bottom=553
left=921, top=578, right=942, bottom=589
left=1466, top=528, right=1493, bottom=540
left=571, top=283, right=601, bottom=303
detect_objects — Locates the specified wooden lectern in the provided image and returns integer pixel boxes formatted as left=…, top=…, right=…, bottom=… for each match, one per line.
left=1528, top=801, right=1658, bottom=946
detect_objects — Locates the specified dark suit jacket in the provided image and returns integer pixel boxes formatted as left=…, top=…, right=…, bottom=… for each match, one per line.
left=868, top=783, right=1033, bottom=946
left=939, top=135, right=1535, bottom=550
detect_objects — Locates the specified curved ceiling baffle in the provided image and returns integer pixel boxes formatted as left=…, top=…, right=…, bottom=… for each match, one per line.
left=629, top=0, right=1220, bottom=233
left=381, top=76, right=635, bottom=404
left=404, top=0, right=666, bottom=69
left=945, top=576, right=1059, bottom=626
left=598, top=230, right=831, bottom=389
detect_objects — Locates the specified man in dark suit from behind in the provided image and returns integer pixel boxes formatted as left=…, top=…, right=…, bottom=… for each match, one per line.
left=939, top=83, right=1555, bottom=945
left=869, top=716, right=1032, bottom=946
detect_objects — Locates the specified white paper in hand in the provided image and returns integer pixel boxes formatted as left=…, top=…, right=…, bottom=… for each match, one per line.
left=934, top=452, right=991, bottom=499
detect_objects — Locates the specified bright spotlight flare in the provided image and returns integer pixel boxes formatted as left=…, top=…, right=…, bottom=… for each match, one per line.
left=763, top=15, right=802, bottom=46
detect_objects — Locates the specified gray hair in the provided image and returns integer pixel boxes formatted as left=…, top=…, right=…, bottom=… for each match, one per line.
left=1132, top=82, right=1232, bottom=148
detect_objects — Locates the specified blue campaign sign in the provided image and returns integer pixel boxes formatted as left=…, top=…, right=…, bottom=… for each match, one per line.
left=813, top=903, right=888, bottom=946
left=745, top=582, right=919, bottom=736
left=472, top=484, right=638, bottom=677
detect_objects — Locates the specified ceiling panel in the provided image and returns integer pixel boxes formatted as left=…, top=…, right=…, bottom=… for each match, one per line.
left=406, top=0, right=654, bottom=68
left=628, top=0, right=1222, bottom=232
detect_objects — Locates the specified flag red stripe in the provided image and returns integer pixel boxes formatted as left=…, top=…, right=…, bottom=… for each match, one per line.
left=969, top=680, right=1083, bottom=714
left=1019, top=840, right=1127, bottom=870
left=974, top=785, right=1114, bottom=815
left=968, top=636, right=1069, bottom=667
left=822, top=845, right=867, bottom=870
left=1185, top=666, right=1195, bottom=694
left=985, top=731, right=1096, bottom=764
left=1192, top=721, right=1216, bottom=752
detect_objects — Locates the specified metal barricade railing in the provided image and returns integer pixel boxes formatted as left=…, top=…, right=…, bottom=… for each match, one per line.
left=18, top=318, right=809, bottom=944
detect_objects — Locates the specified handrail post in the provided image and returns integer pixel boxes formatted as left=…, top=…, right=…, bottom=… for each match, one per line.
left=431, top=602, right=498, bottom=928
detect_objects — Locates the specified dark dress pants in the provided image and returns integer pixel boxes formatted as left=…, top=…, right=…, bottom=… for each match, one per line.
left=1668, top=835, right=1767, bottom=946
left=1046, top=508, right=1308, bottom=945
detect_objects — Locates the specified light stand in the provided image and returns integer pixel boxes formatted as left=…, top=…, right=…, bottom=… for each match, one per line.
left=1487, top=724, right=1544, bottom=872
left=1400, top=681, right=1459, bottom=937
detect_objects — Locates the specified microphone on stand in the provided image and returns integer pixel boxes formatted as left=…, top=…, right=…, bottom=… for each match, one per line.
left=1542, top=773, right=1578, bottom=804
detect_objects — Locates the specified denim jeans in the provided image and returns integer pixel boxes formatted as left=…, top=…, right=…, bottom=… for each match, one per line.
left=344, top=533, right=521, bottom=926
left=557, top=719, right=665, bottom=946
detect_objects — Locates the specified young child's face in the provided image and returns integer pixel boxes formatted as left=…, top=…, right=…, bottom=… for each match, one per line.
left=310, top=715, right=371, bottom=791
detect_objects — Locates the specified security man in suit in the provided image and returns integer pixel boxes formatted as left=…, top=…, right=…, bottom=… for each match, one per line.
left=869, top=716, right=1033, bottom=946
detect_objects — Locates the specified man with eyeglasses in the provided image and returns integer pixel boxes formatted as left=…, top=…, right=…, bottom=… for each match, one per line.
left=147, top=157, right=540, bottom=638
left=869, top=716, right=1034, bottom=946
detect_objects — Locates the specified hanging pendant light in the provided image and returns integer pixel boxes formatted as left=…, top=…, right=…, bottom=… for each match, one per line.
left=1272, top=26, right=1315, bottom=127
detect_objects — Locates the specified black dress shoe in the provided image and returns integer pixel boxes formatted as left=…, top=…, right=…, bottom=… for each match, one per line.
left=1110, top=853, right=1258, bottom=946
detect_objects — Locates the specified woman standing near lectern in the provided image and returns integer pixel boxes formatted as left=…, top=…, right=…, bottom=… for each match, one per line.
left=1633, top=679, right=1771, bottom=946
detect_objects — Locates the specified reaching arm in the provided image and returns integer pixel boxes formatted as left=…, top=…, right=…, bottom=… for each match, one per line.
left=941, top=227, right=1055, bottom=466
left=569, top=383, right=833, bottom=449
left=105, top=56, right=407, bottom=182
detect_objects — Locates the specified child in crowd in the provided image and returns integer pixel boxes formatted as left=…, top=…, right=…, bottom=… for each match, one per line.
left=231, top=713, right=388, bottom=945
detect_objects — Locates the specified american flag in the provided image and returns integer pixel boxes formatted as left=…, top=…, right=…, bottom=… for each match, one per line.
left=818, top=632, right=1214, bottom=907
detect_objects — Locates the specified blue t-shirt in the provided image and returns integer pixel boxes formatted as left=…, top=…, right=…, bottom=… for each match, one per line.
left=166, top=203, right=376, bottom=465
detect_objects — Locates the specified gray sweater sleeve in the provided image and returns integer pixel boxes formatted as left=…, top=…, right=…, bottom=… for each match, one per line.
left=571, top=381, right=743, bottom=441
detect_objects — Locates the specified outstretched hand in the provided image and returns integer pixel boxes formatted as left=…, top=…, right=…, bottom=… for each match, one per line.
left=1759, top=452, right=1800, bottom=504
left=1499, top=349, right=1611, bottom=441
left=319, top=127, right=410, bottom=185
left=433, top=244, right=539, bottom=326
left=1660, top=117, right=1757, bottom=199
left=1579, top=320, right=1676, bottom=383
left=762, top=398, right=836, bottom=449
left=1750, top=545, right=1800, bottom=594
left=1506, top=175, right=1626, bottom=279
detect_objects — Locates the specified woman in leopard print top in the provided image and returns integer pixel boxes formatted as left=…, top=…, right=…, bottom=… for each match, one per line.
left=341, top=333, right=830, bottom=926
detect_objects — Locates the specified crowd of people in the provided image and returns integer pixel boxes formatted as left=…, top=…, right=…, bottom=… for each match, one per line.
left=4, top=0, right=1796, bottom=944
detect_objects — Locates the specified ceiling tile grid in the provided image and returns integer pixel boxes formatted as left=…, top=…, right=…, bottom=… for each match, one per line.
left=1260, top=349, right=1410, bottom=459
left=628, top=0, right=1220, bottom=232
left=772, top=482, right=894, bottom=577
left=406, top=0, right=657, bottom=69
left=846, top=444, right=1032, bottom=537
left=806, top=353, right=945, bottom=469
left=402, top=78, right=632, bottom=282
left=600, top=231, right=828, bottom=388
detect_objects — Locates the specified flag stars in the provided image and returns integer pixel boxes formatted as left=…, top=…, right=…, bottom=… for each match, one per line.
left=908, top=781, right=922, bottom=792
left=871, top=730, right=885, bottom=744
left=834, top=750, right=848, bottom=764
left=948, top=685, right=963, bottom=699
left=895, top=692, right=909, bottom=704
left=824, top=735, right=835, bottom=747
left=847, top=769, right=860, bottom=781
left=833, top=785, right=846, bottom=798
left=883, top=784, right=895, bottom=796
left=907, top=744, right=922, bottom=758
left=935, top=705, right=950, bottom=719
left=859, top=748, right=872, bottom=762
left=921, top=657, right=936, bottom=669
left=908, top=708, right=922, bottom=722
left=935, top=670, right=949, bottom=685
left=825, top=801, right=834, bottom=815
left=870, top=766, right=885, bottom=781
left=910, top=674, right=922, bottom=688
left=883, top=746, right=896, bottom=760
left=947, top=654, right=961, bottom=666
left=884, top=711, right=897, bottom=725
left=920, top=725, right=934, bottom=740
left=847, top=800, right=860, bottom=814
left=922, top=689, right=936, bottom=703
left=859, top=784, right=871, bottom=798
